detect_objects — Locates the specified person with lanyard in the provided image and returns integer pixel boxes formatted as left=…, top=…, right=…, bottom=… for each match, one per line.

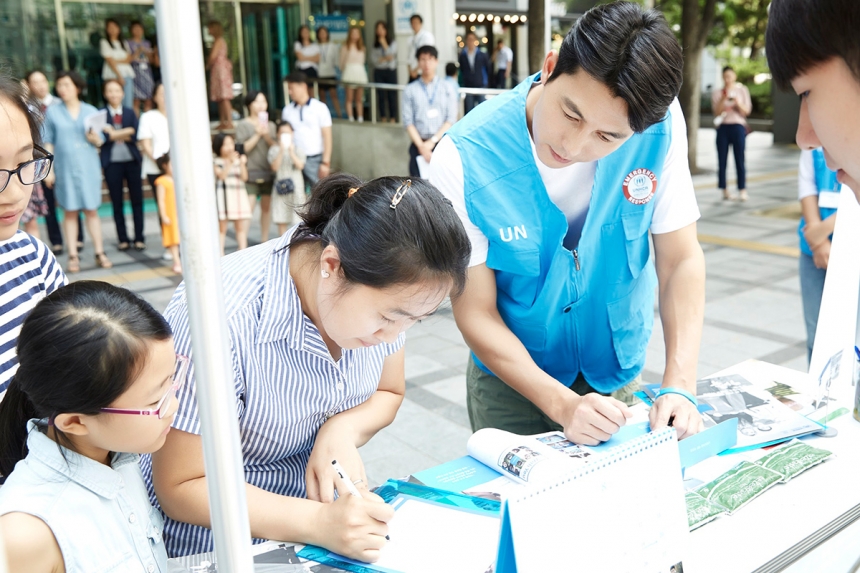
left=281, top=72, right=332, bottom=189
left=797, top=148, right=850, bottom=362
left=766, top=0, right=860, bottom=204
left=429, top=1, right=706, bottom=445
left=315, top=26, right=343, bottom=120
left=407, top=14, right=435, bottom=83
left=401, top=45, right=458, bottom=178
left=145, top=174, right=471, bottom=560
left=492, top=39, right=514, bottom=89
left=99, top=79, right=146, bottom=253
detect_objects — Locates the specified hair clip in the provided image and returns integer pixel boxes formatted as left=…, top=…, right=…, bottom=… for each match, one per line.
left=348, top=187, right=359, bottom=198
left=390, top=179, right=412, bottom=209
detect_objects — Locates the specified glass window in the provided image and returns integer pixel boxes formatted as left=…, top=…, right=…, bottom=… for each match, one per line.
left=0, top=0, right=62, bottom=81
left=61, top=2, right=159, bottom=106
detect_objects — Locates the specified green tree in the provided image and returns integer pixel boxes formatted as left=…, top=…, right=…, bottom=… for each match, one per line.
left=676, top=0, right=719, bottom=173
left=527, top=0, right=547, bottom=75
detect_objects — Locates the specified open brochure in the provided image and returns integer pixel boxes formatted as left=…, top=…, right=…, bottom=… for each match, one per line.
left=642, top=371, right=823, bottom=453
left=411, top=418, right=737, bottom=501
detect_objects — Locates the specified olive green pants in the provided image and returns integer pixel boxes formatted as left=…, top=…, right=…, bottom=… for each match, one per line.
left=465, top=356, right=641, bottom=434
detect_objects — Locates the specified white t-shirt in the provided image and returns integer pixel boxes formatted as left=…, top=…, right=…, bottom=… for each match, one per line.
left=798, top=149, right=844, bottom=208
left=496, top=46, right=513, bottom=70
left=281, top=98, right=332, bottom=157
left=430, top=98, right=700, bottom=267
left=409, top=29, right=436, bottom=69
left=294, top=42, right=320, bottom=71
left=100, top=38, right=135, bottom=80
left=137, top=109, right=170, bottom=177
left=318, top=42, right=340, bottom=78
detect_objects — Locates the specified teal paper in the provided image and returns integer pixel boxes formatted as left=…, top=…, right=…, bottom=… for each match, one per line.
left=495, top=503, right=518, bottom=573
left=410, top=455, right=501, bottom=493
left=678, top=418, right=738, bottom=468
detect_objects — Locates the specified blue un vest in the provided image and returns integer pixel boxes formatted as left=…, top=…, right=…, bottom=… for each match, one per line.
left=798, top=148, right=840, bottom=256
left=447, top=74, right=673, bottom=392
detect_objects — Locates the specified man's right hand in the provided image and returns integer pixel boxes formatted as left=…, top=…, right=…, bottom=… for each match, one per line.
left=558, top=393, right=632, bottom=446
left=420, top=141, right=433, bottom=163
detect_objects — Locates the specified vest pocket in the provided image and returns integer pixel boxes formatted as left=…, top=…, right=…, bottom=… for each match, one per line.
left=487, top=245, right=542, bottom=307
left=606, top=278, right=654, bottom=370
left=621, top=212, right=651, bottom=279
left=502, top=314, right=547, bottom=350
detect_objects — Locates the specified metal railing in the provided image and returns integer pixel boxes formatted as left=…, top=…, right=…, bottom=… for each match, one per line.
left=284, top=79, right=509, bottom=124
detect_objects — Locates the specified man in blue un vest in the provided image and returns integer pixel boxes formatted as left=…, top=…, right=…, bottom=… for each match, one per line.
left=430, top=1, right=705, bottom=444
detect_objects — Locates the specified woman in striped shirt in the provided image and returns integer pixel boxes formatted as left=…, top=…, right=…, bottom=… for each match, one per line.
left=148, top=174, right=471, bottom=562
left=0, top=75, right=67, bottom=403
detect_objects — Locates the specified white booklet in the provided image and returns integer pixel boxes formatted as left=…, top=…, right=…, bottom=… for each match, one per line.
left=83, top=109, right=108, bottom=134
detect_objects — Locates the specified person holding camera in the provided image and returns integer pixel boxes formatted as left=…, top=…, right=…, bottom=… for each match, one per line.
left=712, top=66, right=752, bottom=201
left=268, top=121, right=306, bottom=237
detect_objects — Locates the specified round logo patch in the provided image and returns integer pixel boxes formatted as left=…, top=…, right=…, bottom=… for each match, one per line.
left=622, top=168, right=657, bottom=205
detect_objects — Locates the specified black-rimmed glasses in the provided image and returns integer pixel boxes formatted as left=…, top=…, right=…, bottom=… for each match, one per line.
left=0, top=144, right=54, bottom=194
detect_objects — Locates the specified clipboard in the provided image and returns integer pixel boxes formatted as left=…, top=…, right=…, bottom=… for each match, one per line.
left=297, top=481, right=501, bottom=573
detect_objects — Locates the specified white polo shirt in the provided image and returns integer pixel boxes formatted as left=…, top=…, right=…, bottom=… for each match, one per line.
left=281, top=98, right=332, bottom=157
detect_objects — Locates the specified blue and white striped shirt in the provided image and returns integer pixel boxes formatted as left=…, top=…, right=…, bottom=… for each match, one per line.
left=142, top=229, right=404, bottom=557
left=0, top=231, right=67, bottom=399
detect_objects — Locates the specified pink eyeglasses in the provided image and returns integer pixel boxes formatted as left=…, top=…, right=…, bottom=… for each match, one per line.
left=99, top=356, right=189, bottom=420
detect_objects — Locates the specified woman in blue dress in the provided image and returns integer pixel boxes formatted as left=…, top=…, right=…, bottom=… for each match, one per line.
left=43, top=71, right=112, bottom=273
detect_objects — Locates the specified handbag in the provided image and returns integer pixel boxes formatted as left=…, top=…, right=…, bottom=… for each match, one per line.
left=274, top=177, right=295, bottom=196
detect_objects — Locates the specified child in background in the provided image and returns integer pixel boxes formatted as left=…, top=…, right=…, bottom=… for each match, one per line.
left=212, top=132, right=251, bottom=255
left=268, top=121, right=306, bottom=237
left=155, top=154, right=181, bottom=274
left=445, top=62, right=460, bottom=100
left=797, top=147, right=845, bottom=362
left=0, top=281, right=182, bottom=573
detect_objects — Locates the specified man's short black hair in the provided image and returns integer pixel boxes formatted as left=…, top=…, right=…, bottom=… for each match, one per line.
left=446, top=63, right=458, bottom=77
left=722, top=66, right=734, bottom=74
left=547, top=1, right=682, bottom=133
left=410, top=14, right=422, bottom=24
left=284, top=71, right=309, bottom=85
left=416, top=45, right=438, bottom=60
left=766, top=0, right=860, bottom=89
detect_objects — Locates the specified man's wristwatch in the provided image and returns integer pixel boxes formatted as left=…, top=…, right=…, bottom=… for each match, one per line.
left=430, top=135, right=439, bottom=144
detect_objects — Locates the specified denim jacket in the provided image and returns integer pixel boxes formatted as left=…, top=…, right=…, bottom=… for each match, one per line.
left=0, top=419, right=167, bottom=572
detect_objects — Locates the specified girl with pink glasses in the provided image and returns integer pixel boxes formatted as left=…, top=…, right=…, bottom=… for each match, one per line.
left=0, top=281, right=185, bottom=573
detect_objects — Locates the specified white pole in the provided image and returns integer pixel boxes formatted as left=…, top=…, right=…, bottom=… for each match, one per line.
left=153, top=1, right=254, bottom=571
left=544, top=0, right=552, bottom=55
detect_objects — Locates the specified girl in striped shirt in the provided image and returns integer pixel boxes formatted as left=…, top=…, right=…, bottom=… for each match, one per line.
left=149, top=174, right=471, bottom=562
left=0, top=75, right=67, bottom=402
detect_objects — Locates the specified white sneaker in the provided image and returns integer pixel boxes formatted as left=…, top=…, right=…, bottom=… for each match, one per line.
left=348, top=116, right=355, bottom=122
left=357, top=117, right=364, bottom=123
left=161, top=250, right=173, bottom=261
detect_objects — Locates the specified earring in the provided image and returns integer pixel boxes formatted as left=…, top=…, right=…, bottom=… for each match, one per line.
left=321, top=269, right=330, bottom=278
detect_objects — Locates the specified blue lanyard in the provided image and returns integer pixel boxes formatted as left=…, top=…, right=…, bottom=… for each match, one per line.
left=420, top=77, right=440, bottom=107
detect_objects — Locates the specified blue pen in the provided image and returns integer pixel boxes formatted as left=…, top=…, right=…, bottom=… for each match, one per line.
left=854, top=346, right=860, bottom=362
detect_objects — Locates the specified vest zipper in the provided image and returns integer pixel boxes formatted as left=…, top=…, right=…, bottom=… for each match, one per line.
left=573, top=249, right=580, bottom=271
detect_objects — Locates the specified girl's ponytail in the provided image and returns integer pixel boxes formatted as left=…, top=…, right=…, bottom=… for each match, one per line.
left=292, top=172, right=362, bottom=243
left=0, top=378, right=40, bottom=476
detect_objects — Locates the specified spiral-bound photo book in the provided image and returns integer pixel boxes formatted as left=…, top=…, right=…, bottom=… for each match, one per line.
left=496, top=427, right=689, bottom=573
